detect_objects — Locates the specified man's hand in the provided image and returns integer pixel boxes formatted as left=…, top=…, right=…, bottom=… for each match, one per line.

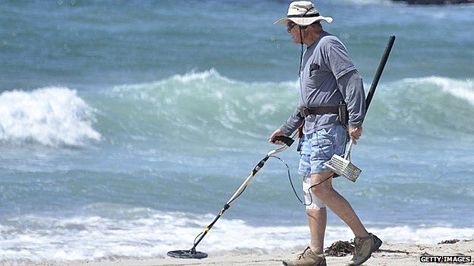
left=348, top=126, right=363, bottom=144
left=268, top=129, right=288, bottom=145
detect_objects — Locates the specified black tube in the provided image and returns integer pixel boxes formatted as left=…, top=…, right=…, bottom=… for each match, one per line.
left=191, top=205, right=227, bottom=250
left=273, top=135, right=295, bottom=147
left=365, top=36, right=396, bottom=112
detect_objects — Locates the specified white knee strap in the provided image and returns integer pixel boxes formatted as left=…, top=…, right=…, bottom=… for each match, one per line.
left=303, top=175, right=326, bottom=209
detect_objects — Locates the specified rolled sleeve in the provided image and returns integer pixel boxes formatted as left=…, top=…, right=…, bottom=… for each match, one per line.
left=280, top=108, right=304, bottom=136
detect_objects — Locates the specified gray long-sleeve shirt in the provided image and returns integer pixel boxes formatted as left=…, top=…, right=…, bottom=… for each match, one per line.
left=280, top=31, right=366, bottom=135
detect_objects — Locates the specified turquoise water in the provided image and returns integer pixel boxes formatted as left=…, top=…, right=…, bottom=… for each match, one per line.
left=0, top=0, right=473, bottom=262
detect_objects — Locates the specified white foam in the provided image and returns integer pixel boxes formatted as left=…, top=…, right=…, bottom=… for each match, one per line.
left=405, top=76, right=474, bottom=106
left=111, top=69, right=298, bottom=94
left=0, top=87, right=101, bottom=146
left=0, top=209, right=472, bottom=262
left=375, top=225, right=474, bottom=244
left=170, top=68, right=235, bottom=84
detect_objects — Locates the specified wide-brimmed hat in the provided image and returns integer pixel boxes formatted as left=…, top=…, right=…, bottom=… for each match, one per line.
left=274, top=1, right=333, bottom=26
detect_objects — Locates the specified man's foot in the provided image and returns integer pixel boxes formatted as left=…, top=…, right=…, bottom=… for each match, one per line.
left=347, top=233, right=382, bottom=266
left=282, top=246, right=326, bottom=266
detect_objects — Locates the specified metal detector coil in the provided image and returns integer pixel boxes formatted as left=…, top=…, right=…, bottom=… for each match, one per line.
left=167, top=248, right=208, bottom=259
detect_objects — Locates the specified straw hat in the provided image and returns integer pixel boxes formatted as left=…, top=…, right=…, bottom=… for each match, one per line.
left=274, top=1, right=333, bottom=26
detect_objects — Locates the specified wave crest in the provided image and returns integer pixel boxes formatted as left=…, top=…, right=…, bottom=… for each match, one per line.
left=0, top=87, right=101, bottom=147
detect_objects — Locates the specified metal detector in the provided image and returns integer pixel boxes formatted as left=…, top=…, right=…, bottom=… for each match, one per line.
left=167, top=135, right=295, bottom=259
left=325, top=35, right=396, bottom=182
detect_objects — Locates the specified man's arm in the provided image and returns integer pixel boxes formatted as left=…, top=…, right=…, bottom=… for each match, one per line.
left=324, top=38, right=366, bottom=128
left=280, top=108, right=304, bottom=136
left=269, top=108, right=304, bottom=144
left=337, top=70, right=366, bottom=128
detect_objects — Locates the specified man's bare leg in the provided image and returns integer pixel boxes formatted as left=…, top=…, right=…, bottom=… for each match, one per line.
left=310, top=172, right=369, bottom=238
left=307, top=207, right=327, bottom=254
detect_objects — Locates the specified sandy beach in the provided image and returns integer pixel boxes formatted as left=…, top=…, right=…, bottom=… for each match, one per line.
left=23, top=239, right=472, bottom=266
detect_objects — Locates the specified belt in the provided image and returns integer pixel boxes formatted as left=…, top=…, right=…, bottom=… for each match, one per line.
left=299, top=106, right=339, bottom=117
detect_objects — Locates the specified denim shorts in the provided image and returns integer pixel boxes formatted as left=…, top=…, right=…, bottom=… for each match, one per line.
left=298, top=124, right=347, bottom=176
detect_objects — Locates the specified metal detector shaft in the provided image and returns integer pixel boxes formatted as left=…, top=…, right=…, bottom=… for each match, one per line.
left=189, top=135, right=295, bottom=251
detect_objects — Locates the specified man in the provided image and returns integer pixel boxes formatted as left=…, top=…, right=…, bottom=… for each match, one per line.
left=270, top=1, right=382, bottom=266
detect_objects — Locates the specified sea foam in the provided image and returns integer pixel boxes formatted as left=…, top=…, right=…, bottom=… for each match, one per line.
left=0, top=87, right=101, bottom=147
left=412, top=76, right=474, bottom=106
left=1, top=208, right=472, bottom=262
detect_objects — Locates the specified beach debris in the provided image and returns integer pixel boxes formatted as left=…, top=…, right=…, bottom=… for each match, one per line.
left=325, top=240, right=354, bottom=257
left=378, top=249, right=410, bottom=255
left=438, top=239, right=460, bottom=244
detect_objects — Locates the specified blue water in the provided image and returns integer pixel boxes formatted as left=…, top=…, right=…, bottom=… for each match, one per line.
left=1, top=0, right=473, bottom=262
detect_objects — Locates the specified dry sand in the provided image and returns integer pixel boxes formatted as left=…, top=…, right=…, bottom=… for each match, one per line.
left=24, top=239, right=473, bottom=266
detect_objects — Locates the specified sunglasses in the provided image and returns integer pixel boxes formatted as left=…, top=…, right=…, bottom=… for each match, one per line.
left=287, top=22, right=297, bottom=32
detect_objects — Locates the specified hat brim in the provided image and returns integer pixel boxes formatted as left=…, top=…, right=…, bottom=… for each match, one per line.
left=274, top=16, right=333, bottom=26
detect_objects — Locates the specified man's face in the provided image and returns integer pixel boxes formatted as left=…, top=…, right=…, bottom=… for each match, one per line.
left=287, top=21, right=302, bottom=43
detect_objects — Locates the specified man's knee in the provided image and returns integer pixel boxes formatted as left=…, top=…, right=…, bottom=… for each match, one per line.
left=306, top=205, right=326, bottom=215
left=305, top=195, right=326, bottom=209
left=303, top=175, right=327, bottom=209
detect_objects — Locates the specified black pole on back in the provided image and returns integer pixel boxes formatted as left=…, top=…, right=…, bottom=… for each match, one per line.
left=365, top=36, right=396, bottom=111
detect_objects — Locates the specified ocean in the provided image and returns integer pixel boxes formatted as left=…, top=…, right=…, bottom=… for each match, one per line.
left=0, top=0, right=473, bottom=262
